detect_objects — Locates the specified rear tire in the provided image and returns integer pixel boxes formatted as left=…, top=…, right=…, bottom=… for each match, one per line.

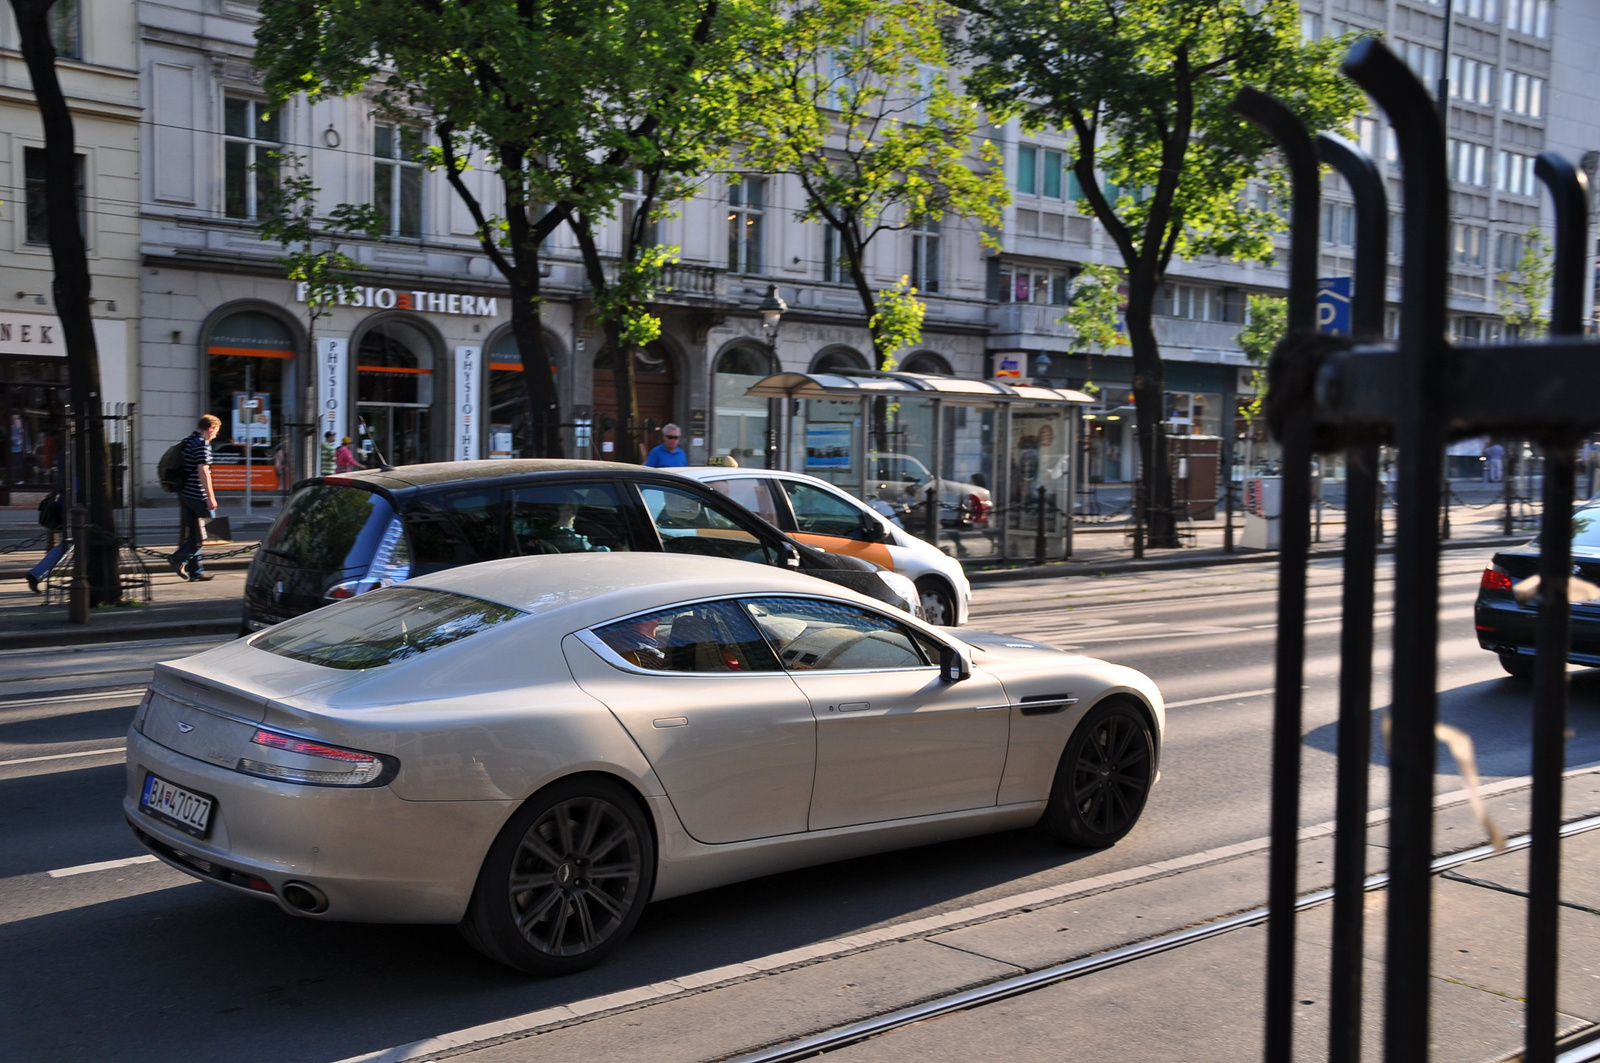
left=1498, top=652, right=1535, bottom=679
left=1041, top=699, right=1155, bottom=848
left=460, top=776, right=655, bottom=976
left=917, top=578, right=957, bottom=627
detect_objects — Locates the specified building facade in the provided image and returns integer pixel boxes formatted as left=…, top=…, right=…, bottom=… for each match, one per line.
left=0, top=0, right=139, bottom=507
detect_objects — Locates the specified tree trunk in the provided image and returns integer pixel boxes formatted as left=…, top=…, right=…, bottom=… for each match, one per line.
left=499, top=177, right=562, bottom=458
left=1124, top=283, right=1177, bottom=548
left=12, top=0, right=119, bottom=603
left=570, top=221, right=640, bottom=462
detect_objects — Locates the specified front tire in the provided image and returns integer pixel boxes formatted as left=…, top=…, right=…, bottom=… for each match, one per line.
left=917, top=578, right=957, bottom=627
left=460, top=776, right=655, bottom=976
left=1041, top=699, right=1155, bottom=848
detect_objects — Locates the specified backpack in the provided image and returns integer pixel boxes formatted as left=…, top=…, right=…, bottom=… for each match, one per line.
left=157, top=441, right=186, bottom=493
left=37, top=491, right=63, bottom=531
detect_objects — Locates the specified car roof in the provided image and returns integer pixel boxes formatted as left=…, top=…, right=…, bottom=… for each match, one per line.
left=315, top=459, right=647, bottom=492
left=405, top=552, right=888, bottom=623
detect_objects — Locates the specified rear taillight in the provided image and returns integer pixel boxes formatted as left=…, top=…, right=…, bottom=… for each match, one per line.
left=324, top=578, right=387, bottom=600
left=236, top=727, right=394, bottom=787
left=1480, top=565, right=1514, bottom=592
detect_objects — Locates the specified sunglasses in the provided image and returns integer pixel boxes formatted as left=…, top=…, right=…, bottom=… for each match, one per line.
left=664, top=435, right=680, bottom=440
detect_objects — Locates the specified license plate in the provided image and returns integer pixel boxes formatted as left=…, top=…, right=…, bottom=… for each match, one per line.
left=140, top=773, right=214, bottom=838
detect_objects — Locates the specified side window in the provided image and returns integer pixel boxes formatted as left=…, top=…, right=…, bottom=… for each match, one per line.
left=509, top=482, right=629, bottom=555
left=595, top=600, right=781, bottom=673
left=639, top=484, right=781, bottom=565
left=703, top=477, right=781, bottom=527
left=442, top=490, right=504, bottom=559
left=782, top=481, right=875, bottom=540
left=741, top=597, right=930, bottom=671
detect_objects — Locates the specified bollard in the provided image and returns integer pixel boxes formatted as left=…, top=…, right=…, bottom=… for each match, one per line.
left=1034, top=485, right=1047, bottom=567
left=69, top=504, right=89, bottom=624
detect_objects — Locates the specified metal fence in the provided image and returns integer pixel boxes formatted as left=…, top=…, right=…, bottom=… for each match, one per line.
left=1238, top=40, right=1594, bottom=1063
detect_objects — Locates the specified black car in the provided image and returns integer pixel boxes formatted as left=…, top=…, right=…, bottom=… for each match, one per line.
left=1474, top=504, right=1600, bottom=678
left=243, top=460, right=919, bottom=633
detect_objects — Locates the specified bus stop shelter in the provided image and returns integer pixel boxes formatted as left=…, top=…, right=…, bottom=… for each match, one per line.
left=743, top=370, right=1093, bottom=563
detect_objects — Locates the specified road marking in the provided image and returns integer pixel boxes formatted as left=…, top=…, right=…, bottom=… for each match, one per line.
left=1165, top=688, right=1278, bottom=708
left=331, top=760, right=1600, bottom=1063
left=1253, top=610, right=1397, bottom=630
left=47, top=855, right=158, bottom=879
left=0, top=747, right=125, bottom=767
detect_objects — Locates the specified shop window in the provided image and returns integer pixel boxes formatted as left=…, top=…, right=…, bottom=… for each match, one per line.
left=485, top=329, right=557, bottom=460
left=357, top=320, right=435, bottom=467
left=23, top=148, right=85, bottom=246
left=374, top=124, right=423, bottom=239
left=206, top=311, right=296, bottom=489
left=727, top=178, right=765, bottom=275
left=224, top=97, right=280, bottom=220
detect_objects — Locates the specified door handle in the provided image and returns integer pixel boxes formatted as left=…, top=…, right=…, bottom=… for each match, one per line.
left=834, top=701, right=870, bottom=713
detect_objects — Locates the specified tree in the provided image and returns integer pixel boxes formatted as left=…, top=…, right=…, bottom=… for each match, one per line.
left=735, top=0, right=1007, bottom=370
left=1060, top=262, right=1126, bottom=397
left=1236, top=293, right=1286, bottom=426
left=9, top=0, right=118, bottom=605
left=1498, top=227, right=1552, bottom=339
left=257, top=155, right=383, bottom=472
left=960, top=0, right=1361, bottom=545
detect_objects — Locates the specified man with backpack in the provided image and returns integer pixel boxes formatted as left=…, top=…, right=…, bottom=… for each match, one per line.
left=168, top=414, right=219, bottom=582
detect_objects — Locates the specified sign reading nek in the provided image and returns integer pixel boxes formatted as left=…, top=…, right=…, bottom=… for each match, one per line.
left=0, top=311, right=65, bottom=356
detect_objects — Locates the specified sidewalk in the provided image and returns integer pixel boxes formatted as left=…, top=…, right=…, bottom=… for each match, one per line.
left=337, top=769, right=1600, bottom=1063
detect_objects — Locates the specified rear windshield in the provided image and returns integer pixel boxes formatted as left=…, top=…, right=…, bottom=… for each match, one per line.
left=261, top=485, right=394, bottom=572
left=252, top=586, right=523, bottom=669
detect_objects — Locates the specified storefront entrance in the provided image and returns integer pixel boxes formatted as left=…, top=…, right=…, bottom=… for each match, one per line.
left=593, top=343, right=676, bottom=462
left=356, top=320, right=435, bottom=467
left=1, top=357, right=67, bottom=506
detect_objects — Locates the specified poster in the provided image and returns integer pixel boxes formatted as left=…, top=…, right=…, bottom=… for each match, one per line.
left=230, top=391, right=272, bottom=445
left=316, top=337, right=348, bottom=440
left=454, top=345, right=482, bottom=461
left=805, top=423, right=852, bottom=469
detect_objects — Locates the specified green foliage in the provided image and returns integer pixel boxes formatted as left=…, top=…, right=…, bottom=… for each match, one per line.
left=1060, top=264, right=1125, bottom=354
left=869, top=277, right=927, bottom=367
left=734, top=0, right=1007, bottom=366
left=257, top=154, right=383, bottom=331
left=1235, top=293, right=1285, bottom=423
left=1499, top=227, right=1552, bottom=339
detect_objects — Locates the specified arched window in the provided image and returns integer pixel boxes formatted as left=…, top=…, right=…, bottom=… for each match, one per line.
left=356, top=320, right=435, bottom=467
left=712, top=344, right=775, bottom=467
left=811, top=346, right=868, bottom=374
left=901, top=351, right=951, bottom=376
left=485, top=330, right=558, bottom=458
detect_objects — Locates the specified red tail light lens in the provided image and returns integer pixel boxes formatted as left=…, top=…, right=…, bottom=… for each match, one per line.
left=1480, top=566, right=1513, bottom=592
left=237, top=728, right=393, bottom=786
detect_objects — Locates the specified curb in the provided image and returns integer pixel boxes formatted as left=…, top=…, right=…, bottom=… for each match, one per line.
left=0, top=616, right=241, bottom=650
left=965, top=534, right=1527, bottom=584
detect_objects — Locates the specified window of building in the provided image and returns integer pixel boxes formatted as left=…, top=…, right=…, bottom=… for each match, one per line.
left=619, top=170, right=658, bottom=248
left=1452, top=224, right=1486, bottom=267
left=1496, top=150, right=1538, bottom=196
left=374, top=124, right=423, bottom=239
left=206, top=311, right=296, bottom=489
left=1015, top=144, right=1037, bottom=195
left=224, top=97, right=280, bottom=220
left=1322, top=201, right=1355, bottom=246
left=1459, top=0, right=1499, bottom=20
left=1399, top=40, right=1441, bottom=85
left=23, top=148, right=85, bottom=246
left=1505, top=0, right=1551, bottom=37
left=910, top=216, right=941, bottom=294
left=49, top=0, right=80, bottom=59
left=1216, top=287, right=1245, bottom=324
left=1041, top=149, right=1064, bottom=199
left=997, top=265, right=1072, bottom=305
left=1448, top=56, right=1495, bottom=106
left=727, top=178, right=765, bottom=275
left=1501, top=72, right=1545, bottom=117
left=1301, top=12, right=1321, bottom=39
left=1495, top=231, right=1523, bottom=271
left=822, top=224, right=849, bottom=283
left=1449, top=139, right=1488, bottom=187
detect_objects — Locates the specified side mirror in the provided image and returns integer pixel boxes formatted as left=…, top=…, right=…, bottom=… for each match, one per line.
left=861, top=520, right=889, bottom=543
left=940, top=643, right=971, bottom=683
left=781, top=541, right=802, bottom=569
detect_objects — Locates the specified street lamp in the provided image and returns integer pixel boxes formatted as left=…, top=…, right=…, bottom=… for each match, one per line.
left=758, top=284, right=787, bottom=470
left=1033, top=351, right=1052, bottom=380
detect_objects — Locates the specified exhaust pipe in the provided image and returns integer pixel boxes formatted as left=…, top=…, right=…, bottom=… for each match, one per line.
left=281, top=881, right=329, bottom=914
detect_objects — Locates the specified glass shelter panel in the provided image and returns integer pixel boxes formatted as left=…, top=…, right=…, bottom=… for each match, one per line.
left=938, top=403, right=999, bottom=560
left=712, top=346, right=773, bottom=467
left=1007, top=405, right=1071, bottom=561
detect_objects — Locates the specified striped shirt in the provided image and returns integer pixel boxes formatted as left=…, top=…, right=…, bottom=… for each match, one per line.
left=181, top=432, right=212, bottom=506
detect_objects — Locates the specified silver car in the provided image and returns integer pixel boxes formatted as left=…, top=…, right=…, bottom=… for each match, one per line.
left=124, top=554, right=1165, bottom=975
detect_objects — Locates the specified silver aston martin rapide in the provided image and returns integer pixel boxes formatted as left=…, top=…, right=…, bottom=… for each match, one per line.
left=124, top=554, right=1165, bottom=974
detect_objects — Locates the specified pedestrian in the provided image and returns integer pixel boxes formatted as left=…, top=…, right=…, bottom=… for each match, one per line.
left=7, top=412, right=26, bottom=486
left=1484, top=441, right=1505, bottom=484
left=320, top=431, right=337, bottom=475
left=644, top=423, right=687, bottom=468
left=24, top=487, right=66, bottom=594
left=169, top=414, right=219, bottom=583
left=335, top=436, right=360, bottom=473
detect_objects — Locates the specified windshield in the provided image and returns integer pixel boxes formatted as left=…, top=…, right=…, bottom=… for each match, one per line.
left=261, top=485, right=394, bottom=572
left=1573, top=507, right=1600, bottom=550
left=252, top=586, right=524, bottom=669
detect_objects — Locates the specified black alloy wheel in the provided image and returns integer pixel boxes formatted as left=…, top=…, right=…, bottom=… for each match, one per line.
left=917, top=578, right=957, bottom=627
left=1041, top=699, right=1155, bottom=848
left=461, top=776, right=655, bottom=975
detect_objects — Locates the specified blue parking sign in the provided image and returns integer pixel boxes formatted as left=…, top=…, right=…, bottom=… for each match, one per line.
left=1316, top=277, right=1352, bottom=335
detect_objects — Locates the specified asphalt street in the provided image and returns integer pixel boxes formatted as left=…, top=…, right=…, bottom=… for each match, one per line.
left=2, top=552, right=1594, bottom=1063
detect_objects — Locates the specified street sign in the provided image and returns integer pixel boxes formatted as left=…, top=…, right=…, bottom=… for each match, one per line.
left=1316, top=276, right=1352, bottom=335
